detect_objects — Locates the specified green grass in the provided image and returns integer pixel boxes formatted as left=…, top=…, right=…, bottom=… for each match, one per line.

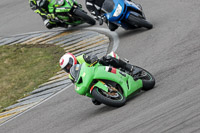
left=0, top=43, right=65, bottom=112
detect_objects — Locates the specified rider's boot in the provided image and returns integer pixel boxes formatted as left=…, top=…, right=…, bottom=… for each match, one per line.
left=57, top=22, right=69, bottom=28
left=120, top=59, right=143, bottom=75
left=119, top=59, right=134, bottom=73
left=44, top=19, right=57, bottom=29
left=43, top=19, right=68, bottom=29
left=99, top=56, right=134, bottom=73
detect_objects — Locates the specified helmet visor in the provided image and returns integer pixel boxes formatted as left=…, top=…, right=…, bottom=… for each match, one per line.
left=63, top=58, right=73, bottom=73
left=39, top=0, right=49, bottom=8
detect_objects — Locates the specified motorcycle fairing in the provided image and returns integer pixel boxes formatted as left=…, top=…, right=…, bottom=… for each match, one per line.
left=74, top=63, right=143, bottom=98
left=48, top=0, right=75, bottom=13
left=102, top=0, right=143, bottom=27
left=93, top=65, right=143, bottom=97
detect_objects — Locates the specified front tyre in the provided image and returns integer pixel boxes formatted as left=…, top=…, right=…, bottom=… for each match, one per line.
left=91, top=87, right=126, bottom=107
left=127, top=14, right=153, bottom=29
left=132, top=66, right=155, bottom=91
left=73, top=8, right=96, bottom=25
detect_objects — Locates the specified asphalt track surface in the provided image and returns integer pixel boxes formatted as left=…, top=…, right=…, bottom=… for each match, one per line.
left=1, top=0, right=200, bottom=133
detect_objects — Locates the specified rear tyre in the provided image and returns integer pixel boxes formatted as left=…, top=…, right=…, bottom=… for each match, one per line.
left=91, top=87, right=126, bottom=107
left=132, top=66, right=155, bottom=91
left=127, top=14, right=153, bottom=29
left=73, top=8, right=96, bottom=25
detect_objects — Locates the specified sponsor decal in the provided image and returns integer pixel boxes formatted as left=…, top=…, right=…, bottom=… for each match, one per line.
left=105, top=66, right=116, bottom=74
left=111, top=68, right=116, bottom=74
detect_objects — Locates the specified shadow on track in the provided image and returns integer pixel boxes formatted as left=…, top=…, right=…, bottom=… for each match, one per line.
left=53, top=23, right=96, bottom=33
left=118, top=28, right=151, bottom=38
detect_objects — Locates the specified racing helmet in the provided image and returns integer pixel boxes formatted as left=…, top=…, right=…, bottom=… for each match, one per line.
left=37, top=0, right=49, bottom=8
left=59, top=53, right=77, bottom=73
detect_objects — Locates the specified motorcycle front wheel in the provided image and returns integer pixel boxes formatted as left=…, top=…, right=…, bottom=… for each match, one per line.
left=91, top=87, right=126, bottom=107
left=127, top=14, right=153, bottom=29
left=132, top=66, right=155, bottom=91
left=73, top=8, right=96, bottom=25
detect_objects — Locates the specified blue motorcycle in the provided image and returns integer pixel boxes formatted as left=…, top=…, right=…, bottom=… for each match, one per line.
left=99, top=0, right=153, bottom=31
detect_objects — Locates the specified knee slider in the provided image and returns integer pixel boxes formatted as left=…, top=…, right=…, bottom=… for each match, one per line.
left=44, top=19, right=54, bottom=29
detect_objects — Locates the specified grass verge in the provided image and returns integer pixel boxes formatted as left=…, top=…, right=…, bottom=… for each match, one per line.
left=0, top=43, right=65, bottom=112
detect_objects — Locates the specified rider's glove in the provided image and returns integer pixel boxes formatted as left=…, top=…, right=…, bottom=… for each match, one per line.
left=47, top=14, right=55, bottom=19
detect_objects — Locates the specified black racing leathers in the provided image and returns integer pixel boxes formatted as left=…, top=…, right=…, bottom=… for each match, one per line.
left=99, top=55, right=134, bottom=72
left=85, top=0, right=105, bottom=20
left=82, top=54, right=133, bottom=72
left=29, top=0, right=49, bottom=20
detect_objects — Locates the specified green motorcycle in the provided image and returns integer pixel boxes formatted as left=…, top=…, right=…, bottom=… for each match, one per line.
left=70, top=61, right=155, bottom=107
left=48, top=0, right=96, bottom=26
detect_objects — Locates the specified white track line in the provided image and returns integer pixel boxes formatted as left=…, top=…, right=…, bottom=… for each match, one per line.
left=0, top=84, right=73, bottom=127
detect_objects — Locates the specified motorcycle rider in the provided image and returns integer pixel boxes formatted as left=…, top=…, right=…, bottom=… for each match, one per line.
left=29, top=0, right=69, bottom=29
left=85, top=0, right=118, bottom=31
left=59, top=52, right=134, bottom=105
left=85, top=0, right=142, bottom=31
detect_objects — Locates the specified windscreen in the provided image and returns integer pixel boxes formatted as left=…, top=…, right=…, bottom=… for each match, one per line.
left=70, top=64, right=82, bottom=82
left=102, top=0, right=115, bottom=13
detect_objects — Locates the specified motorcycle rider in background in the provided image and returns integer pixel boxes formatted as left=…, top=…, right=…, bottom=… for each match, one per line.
left=85, top=0, right=142, bottom=31
left=29, top=0, right=69, bottom=29
left=59, top=52, right=134, bottom=105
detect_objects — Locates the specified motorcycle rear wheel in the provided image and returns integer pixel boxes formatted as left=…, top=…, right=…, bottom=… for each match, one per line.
left=91, top=87, right=126, bottom=107
left=127, top=14, right=153, bottom=29
left=73, top=8, right=96, bottom=25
